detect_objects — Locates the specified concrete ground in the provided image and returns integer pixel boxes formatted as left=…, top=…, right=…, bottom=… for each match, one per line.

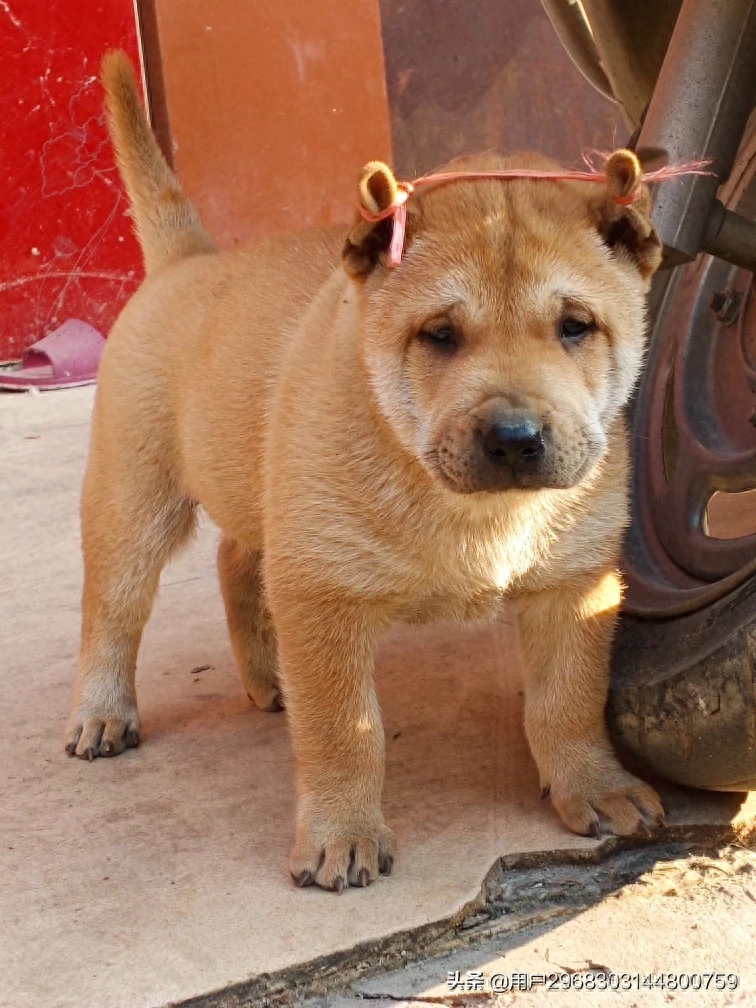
left=1, top=387, right=754, bottom=1008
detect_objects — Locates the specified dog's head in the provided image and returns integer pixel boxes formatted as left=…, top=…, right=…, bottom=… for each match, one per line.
left=343, top=150, right=661, bottom=494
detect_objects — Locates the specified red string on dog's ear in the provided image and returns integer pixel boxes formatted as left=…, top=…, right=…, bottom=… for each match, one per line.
left=357, top=153, right=712, bottom=268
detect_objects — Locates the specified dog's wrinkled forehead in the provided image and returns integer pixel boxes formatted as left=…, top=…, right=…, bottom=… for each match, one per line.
left=376, top=208, right=622, bottom=333
left=415, top=177, right=605, bottom=270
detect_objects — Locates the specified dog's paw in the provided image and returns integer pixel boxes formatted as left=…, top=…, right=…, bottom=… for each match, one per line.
left=245, top=680, right=285, bottom=712
left=240, top=669, right=285, bottom=712
left=290, top=813, right=395, bottom=892
left=65, top=708, right=140, bottom=760
left=547, top=763, right=665, bottom=839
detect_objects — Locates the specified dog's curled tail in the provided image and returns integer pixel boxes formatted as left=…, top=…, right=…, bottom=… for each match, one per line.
left=101, top=51, right=216, bottom=275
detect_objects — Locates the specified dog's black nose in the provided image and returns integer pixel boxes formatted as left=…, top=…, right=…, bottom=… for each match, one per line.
left=483, top=412, right=545, bottom=466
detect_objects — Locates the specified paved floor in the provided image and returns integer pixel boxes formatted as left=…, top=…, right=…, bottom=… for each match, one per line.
left=1, top=388, right=753, bottom=1008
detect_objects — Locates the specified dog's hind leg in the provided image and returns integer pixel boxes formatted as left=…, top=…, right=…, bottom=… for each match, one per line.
left=218, top=538, right=282, bottom=712
left=65, top=455, right=196, bottom=760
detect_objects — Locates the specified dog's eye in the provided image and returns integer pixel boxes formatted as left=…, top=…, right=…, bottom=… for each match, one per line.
left=559, top=317, right=594, bottom=344
left=419, top=324, right=458, bottom=350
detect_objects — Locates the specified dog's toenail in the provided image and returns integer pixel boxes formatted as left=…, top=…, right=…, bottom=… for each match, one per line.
left=357, top=868, right=370, bottom=887
left=332, top=876, right=346, bottom=894
left=588, top=819, right=601, bottom=839
left=292, top=870, right=315, bottom=888
left=379, top=853, right=394, bottom=875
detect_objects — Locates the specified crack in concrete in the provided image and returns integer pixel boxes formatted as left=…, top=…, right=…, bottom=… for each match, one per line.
left=355, top=994, right=490, bottom=1004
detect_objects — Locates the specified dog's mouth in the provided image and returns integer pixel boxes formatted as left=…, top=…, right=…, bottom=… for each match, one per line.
left=424, top=433, right=602, bottom=496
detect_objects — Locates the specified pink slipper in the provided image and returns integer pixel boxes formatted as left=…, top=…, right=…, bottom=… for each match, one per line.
left=0, top=319, right=105, bottom=392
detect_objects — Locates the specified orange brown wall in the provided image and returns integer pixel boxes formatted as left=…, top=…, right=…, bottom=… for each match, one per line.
left=140, top=0, right=393, bottom=249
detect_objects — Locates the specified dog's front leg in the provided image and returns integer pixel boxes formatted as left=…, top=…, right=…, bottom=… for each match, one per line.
left=271, top=591, right=395, bottom=891
left=515, top=570, right=665, bottom=838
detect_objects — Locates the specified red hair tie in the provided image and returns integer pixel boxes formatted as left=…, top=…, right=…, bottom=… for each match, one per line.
left=358, top=160, right=712, bottom=268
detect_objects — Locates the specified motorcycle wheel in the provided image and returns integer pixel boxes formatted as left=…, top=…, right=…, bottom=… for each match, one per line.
left=609, top=124, right=756, bottom=791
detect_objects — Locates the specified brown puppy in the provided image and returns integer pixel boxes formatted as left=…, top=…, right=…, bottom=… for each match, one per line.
left=65, top=52, right=665, bottom=892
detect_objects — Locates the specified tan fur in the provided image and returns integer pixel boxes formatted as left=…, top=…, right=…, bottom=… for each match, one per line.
left=100, top=51, right=216, bottom=274
left=65, top=53, right=665, bottom=891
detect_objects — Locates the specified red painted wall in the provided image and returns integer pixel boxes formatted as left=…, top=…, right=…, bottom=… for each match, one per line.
left=0, top=0, right=143, bottom=360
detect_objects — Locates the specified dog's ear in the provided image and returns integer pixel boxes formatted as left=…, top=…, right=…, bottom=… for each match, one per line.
left=343, top=162, right=412, bottom=278
left=357, top=160, right=400, bottom=217
left=591, top=149, right=662, bottom=280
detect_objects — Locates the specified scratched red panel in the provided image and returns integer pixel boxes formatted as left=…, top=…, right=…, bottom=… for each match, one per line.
left=0, top=0, right=143, bottom=360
